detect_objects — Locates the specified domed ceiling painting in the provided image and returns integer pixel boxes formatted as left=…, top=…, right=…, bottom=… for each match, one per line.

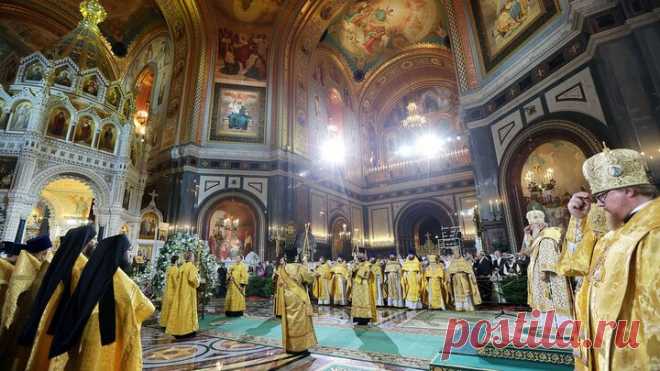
left=324, top=0, right=450, bottom=77
left=212, top=0, right=284, bottom=25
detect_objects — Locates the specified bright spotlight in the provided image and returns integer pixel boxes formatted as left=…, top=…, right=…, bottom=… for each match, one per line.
left=397, top=145, right=414, bottom=158
left=320, top=137, right=345, bottom=165
left=415, top=134, right=441, bottom=158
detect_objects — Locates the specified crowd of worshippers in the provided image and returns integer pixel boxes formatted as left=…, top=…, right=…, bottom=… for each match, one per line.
left=0, top=227, right=153, bottom=371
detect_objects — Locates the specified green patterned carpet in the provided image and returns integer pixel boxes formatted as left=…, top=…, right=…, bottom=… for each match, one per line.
left=199, top=312, right=573, bottom=371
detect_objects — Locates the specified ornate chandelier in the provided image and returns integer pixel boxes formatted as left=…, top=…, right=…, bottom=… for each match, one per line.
left=401, top=101, right=427, bottom=128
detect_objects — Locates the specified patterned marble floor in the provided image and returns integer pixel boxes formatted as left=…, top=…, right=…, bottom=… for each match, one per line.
left=142, top=298, right=506, bottom=370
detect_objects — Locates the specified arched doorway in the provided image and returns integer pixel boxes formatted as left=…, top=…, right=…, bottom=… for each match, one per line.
left=499, top=121, right=602, bottom=249
left=395, top=200, right=454, bottom=256
left=27, top=178, right=95, bottom=245
left=329, top=215, right=350, bottom=259
left=198, top=192, right=266, bottom=261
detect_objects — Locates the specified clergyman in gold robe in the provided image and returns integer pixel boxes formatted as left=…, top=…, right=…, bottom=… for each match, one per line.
left=17, top=225, right=97, bottom=371
left=273, top=258, right=285, bottom=317
left=350, top=256, right=376, bottom=325
left=0, top=241, right=20, bottom=366
left=312, top=256, right=332, bottom=305
left=159, top=255, right=179, bottom=327
left=423, top=255, right=447, bottom=310
left=384, top=254, right=403, bottom=307
left=565, top=146, right=659, bottom=371
left=446, top=250, right=481, bottom=311
left=522, top=209, right=573, bottom=326
left=166, top=251, right=200, bottom=338
left=47, top=234, right=154, bottom=371
left=369, top=257, right=385, bottom=306
left=225, top=255, right=248, bottom=316
left=330, top=257, right=350, bottom=306
left=279, top=247, right=317, bottom=354
left=401, top=254, right=423, bottom=309
left=0, top=236, right=52, bottom=370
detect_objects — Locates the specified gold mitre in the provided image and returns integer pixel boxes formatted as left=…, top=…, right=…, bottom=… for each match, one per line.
left=427, top=255, right=437, bottom=263
left=582, top=144, right=650, bottom=195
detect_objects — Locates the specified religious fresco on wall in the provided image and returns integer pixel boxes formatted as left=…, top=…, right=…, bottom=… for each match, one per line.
left=520, top=140, right=586, bottom=228
left=9, top=101, right=31, bottom=131
left=139, top=211, right=158, bottom=240
left=216, top=28, right=269, bottom=82
left=206, top=200, right=256, bottom=261
left=324, top=0, right=450, bottom=77
left=210, top=83, right=266, bottom=143
left=470, top=0, right=559, bottom=71
left=46, top=108, right=70, bottom=139
left=0, top=157, right=17, bottom=189
left=0, top=99, right=8, bottom=130
left=98, top=124, right=117, bottom=153
left=81, top=75, right=100, bottom=97
left=73, top=117, right=94, bottom=146
left=24, top=62, right=44, bottom=82
left=384, top=86, right=455, bottom=130
left=54, top=67, right=73, bottom=87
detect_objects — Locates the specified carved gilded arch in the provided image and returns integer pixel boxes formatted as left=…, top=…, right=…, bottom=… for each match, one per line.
left=154, top=0, right=211, bottom=148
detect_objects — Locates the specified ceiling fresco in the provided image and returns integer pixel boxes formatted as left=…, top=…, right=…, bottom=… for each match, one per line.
left=212, top=0, right=285, bottom=25
left=323, top=0, right=450, bottom=79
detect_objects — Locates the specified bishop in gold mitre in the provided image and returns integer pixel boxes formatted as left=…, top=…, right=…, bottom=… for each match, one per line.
left=446, top=249, right=481, bottom=311
left=159, top=254, right=180, bottom=327
left=384, top=254, right=404, bottom=307
left=279, top=246, right=317, bottom=354
left=224, top=255, right=248, bottom=317
left=401, top=254, right=423, bottom=309
left=47, top=235, right=154, bottom=371
left=522, top=209, right=573, bottom=326
left=312, top=256, right=332, bottom=305
left=423, top=255, right=447, bottom=310
left=0, top=236, right=52, bottom=370
left=165, top=251, right=200, bottom=337
left=330, top=257, right=350, bottom=306
left=565, top=145, right=659, bottom=371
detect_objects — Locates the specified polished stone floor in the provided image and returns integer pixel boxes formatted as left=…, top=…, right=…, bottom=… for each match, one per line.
left=142, top=297, right=503, bottom=370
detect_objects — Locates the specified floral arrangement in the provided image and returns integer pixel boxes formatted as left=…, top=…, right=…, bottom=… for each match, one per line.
left=137, top=232, right=218, bottom=302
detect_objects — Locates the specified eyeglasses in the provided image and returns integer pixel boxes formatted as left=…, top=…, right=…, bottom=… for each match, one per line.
left=593, top=191, right=611, bottom=204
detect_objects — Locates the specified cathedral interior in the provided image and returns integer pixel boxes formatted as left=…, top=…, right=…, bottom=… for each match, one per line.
left=0, top=0, right=659, bottom=370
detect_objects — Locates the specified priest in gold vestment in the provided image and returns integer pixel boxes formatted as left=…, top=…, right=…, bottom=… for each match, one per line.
left=330, top=257, right=350, bottom=306
left=369, top=257, right=385, bottom=306
left=0, top=236, right=51, bottom=369
left=225, top=255, right=248, bottom=316
left=423, top=255, right=447, bottom=310
left=279, top=246, right=317, bottom=354
left=48, top=234, right=154, bottom=371
left=312, top=256, right=332, bottom=305
left=17, top=225, right=97, bottom=371
left=384, top=254, right=403, bottom=307
left=0, top=241, right=20, bottom=365
left=401, top=254, right=423, bottom=309
left=273, top=258, right=285, bottom=317
left=522, top=210, right=573, bottom=325
left=159, top=255, right=179, bottom=327
left=446, top=251, right=481, bottom=311
left=351, top=256, right=376, bottom=325
left=166, top=251, right=200, bottom=337
left=564, top=146, right=659, bottom=371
